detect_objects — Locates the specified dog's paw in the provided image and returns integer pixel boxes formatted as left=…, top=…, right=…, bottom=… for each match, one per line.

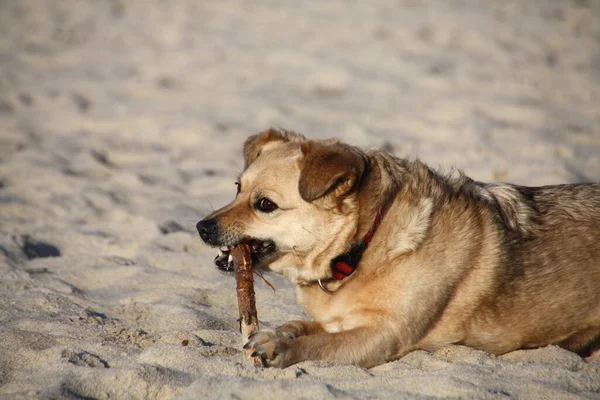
left=243, top=329, right=296, bottom=368
left=251, top=336, right=294, bottom=368
left=244, top=328, right=295, bottom=347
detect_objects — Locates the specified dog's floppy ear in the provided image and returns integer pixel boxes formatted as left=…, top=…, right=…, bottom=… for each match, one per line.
left=243, top=128, right=305, bottom=168
left=299, top=141, right=366, bottom=203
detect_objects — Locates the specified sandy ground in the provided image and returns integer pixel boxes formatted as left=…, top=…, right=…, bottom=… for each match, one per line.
left=1, top=0, right=599, bottom=399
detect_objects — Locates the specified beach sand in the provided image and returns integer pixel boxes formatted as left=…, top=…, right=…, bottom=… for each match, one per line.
left=1, top=0, right=599, bottom=398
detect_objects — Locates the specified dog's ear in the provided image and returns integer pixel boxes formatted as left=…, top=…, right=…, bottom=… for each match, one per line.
left=299, top=142, right=366, bottom=203
left=243, top=128, right=305, bottom=168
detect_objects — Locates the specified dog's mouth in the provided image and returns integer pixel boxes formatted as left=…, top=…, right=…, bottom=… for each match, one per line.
left=214, top=239, right=277, bottom=272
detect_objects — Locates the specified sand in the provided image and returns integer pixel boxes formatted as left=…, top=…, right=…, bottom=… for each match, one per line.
left=1, top=0, right=599, bottom=398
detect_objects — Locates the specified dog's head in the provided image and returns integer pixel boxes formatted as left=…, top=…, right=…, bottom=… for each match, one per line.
left=197, top=129, right=368, bottom=283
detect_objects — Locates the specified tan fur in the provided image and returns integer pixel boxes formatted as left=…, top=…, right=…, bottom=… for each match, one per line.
left=199, top=129, right=600, bottom=368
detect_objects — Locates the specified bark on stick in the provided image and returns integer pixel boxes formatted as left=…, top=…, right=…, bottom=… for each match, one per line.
left=231, top=244, right=263, bottom=366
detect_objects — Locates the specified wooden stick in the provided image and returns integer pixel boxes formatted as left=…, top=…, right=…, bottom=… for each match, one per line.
left=231, top=244, right=263, bottom=366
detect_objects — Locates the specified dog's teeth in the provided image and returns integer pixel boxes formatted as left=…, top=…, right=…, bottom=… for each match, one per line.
left=228, top=254, right=233, bottom=263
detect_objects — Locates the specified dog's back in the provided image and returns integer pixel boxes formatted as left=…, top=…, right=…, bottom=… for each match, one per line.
left=461, top=183, right=600, bottom=356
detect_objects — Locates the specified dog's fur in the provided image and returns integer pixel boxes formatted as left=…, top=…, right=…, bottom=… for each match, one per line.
left=198, top=129, right=600, bottom=368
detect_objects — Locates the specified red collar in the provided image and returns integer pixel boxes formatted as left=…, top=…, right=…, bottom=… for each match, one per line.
left=330, top=204, right=386, bottom=280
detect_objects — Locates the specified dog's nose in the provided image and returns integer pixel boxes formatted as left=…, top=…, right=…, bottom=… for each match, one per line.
left=196, top=219, right=218, bottom=244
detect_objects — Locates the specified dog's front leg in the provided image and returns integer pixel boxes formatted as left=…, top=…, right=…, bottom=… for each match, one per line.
left=275, top=320, right=327, bottom=337
left=247, top=324, right=398, bottom=368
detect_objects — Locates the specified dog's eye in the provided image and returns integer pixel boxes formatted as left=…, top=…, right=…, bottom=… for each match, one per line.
left=255, top=198, right=278, bottom=213
left=235, top=182, right=241, bottom=195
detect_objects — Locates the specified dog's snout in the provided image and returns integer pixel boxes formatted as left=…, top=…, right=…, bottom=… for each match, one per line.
left=197, top=219, right=219, bottom=244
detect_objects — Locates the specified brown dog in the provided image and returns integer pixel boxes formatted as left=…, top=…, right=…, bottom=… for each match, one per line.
left=197, top=129, right=600, bottom=368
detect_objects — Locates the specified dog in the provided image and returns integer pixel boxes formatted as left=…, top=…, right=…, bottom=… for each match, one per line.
left=197, top=128, right=600, bottom=368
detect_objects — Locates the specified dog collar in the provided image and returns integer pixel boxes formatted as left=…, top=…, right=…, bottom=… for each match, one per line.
left=318, top=204, right=386, bottom=294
